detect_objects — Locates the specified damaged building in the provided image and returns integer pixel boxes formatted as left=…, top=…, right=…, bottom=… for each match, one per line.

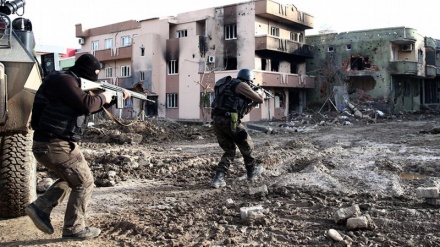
left=75, top=0, right=315, bottom=122
left=306, top=27, right=440, bottom=114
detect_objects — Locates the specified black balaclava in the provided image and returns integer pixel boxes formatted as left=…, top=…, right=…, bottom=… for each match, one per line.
left=69, top=54, right=101, bottom=81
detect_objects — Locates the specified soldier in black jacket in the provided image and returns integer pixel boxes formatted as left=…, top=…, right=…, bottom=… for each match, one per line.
left=25, top=54, right=130, bottom=240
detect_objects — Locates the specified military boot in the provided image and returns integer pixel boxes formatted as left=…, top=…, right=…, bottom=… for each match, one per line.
left=211, top=170, right=226, bottom=188
left=246, top=165, right=265, bottom=181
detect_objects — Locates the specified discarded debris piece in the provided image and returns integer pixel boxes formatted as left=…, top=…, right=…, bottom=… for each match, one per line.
left=327, top=229, right=344, bottom=242
left=248, top=211, right=265, bottom=219
left=249, top=184, right=268, bottom=195
left=415, top=187, right=439, bottom=199
left=344, top=100, right=372, bottom=120
left=346, top=215, right=374, bottom=230
left=376, top=110, right=385, bottom=117
left=334, top=204, right=361, bottom=223
left=240, top=205, right=263, bottom=220
left=425, top=198, right=440, bottom=206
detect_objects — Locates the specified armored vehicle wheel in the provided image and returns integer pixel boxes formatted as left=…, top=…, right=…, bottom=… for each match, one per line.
left=0, top=132, right=37, bottom=218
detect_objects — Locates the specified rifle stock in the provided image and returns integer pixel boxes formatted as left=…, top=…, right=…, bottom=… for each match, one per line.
left=80, top=78, right=155, bottom=108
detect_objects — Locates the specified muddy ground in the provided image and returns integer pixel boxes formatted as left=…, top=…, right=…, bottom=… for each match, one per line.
left=1, top=108, right=440, bottom=247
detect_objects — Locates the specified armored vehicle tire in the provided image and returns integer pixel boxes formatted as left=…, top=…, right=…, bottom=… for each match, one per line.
left=0, top=132, right=37, bottom=218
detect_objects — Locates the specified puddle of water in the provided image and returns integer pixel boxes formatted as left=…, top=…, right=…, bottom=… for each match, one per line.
left=400, top=172, right=426, bottom=180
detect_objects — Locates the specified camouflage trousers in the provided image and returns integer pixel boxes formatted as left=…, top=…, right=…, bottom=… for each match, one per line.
left=31, top=138, right=94, bottom=235
left=212, top=116, right=255, bottom=173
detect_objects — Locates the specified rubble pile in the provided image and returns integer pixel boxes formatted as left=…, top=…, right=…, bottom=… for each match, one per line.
left=82, top=118, right=215, bottom=144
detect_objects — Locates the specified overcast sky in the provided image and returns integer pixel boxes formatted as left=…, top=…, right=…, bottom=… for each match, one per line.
left=9, top=0, right=440, bottom=49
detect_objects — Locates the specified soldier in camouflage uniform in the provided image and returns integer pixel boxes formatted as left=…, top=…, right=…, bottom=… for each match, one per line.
left=210, top=69, right=265, bottom=188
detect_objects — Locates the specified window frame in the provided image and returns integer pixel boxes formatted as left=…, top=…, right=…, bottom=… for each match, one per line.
left=176, top=29, right=188, bottom=38
left=105, top=67, right=113, bottom=78
left=121, top=35, right=131, bottom=46
left=166, top=93, right=178, bottom=108
left=224, top=24, right=237, bottom=40
left=168, top=60, right=179, bottom=75
left=120, top=65, right=131, bottom=77
left=200, top=92, right=214, bottom=108
left=91, top=40, right=99, bottom=51
left=270, top=26, right=280, bottom=37
left=104, top=38, right=113, bottom=49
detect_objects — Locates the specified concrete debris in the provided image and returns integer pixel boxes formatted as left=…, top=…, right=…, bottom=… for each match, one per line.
left=327, top=229, right=344, bottom=242
left=240, top=205, right=263, bottom=220
left=425, top=198, right=440, bottom=206
left=249, top=184, right=268, bottom=195
left=415, top=187, right=439, bottom=199
left=334, top=204, right=361, bottom=223
left=346, top=215, right=374, bottom=230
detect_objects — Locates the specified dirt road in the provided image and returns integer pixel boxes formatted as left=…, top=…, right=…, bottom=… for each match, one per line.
left=1, top=114, right=439, bottom=246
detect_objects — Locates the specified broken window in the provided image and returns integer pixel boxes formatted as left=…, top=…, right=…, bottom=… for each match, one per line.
left=350, top=55, right=370, bottom=70
left=223, top=57, right=237, bottom=70
left=262, top=59, right=267, bottom=71
left=290, top=63, right=297, bottom=74
left=404, top=81, right=411, bottom=97
left=328, top=46, right=334, bottom=52
left=346, top=44, right=351, bottom=50
left=418, top=49, right=423, bottom=64
left=271, top=60, right=279, bottom=72
left=200, top=92, right=214, bottom=108
left=275, top=92, right=285, bottom=108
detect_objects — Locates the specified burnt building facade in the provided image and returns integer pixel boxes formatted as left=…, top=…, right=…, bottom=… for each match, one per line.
left=75, top=0, right=316, bottom=121
left=306, top=27, right=440, bottom=113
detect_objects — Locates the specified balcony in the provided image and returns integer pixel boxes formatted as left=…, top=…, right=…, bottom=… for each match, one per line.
left=92, top=46, right=133, bottom=62
left=255, top=71, right=314, bottom=89
left=389, top=61, right=418, bottom=75
left=255, top=0, right=313, bottom=29
left=426, top=65, right=436, bottom=78
left=255, top=36, right=312, bottom=58
left=425, top=37, right=436, bottom=50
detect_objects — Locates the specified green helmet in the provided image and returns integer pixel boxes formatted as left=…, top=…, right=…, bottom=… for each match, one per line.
left=237, top=69, right=254, bottom=81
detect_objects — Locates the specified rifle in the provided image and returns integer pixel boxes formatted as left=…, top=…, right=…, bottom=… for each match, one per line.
left=249, top=81, right=274, bottom=99
left=80, top=78, right=155, bottom=109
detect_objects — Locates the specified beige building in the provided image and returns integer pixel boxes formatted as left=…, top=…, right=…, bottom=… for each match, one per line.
left=75, top=0, right=315, bottom=122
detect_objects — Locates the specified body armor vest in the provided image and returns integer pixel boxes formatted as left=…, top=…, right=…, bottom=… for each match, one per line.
left=211, top=76, right=251, bottom=119
left=31, top=71, right=87, bottom=141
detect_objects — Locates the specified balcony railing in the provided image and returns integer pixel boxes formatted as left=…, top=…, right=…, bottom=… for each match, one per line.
left=256, top=71, right=314, bottom=89
left=389, top=61, right=418, bottom=75
left=254, top=0, right=313, bottom=29
left=91, top=46, right=133, bottom=62
left=426, top=65, right=436, bottom=78
left=255, top=36, right=312, bottom=58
